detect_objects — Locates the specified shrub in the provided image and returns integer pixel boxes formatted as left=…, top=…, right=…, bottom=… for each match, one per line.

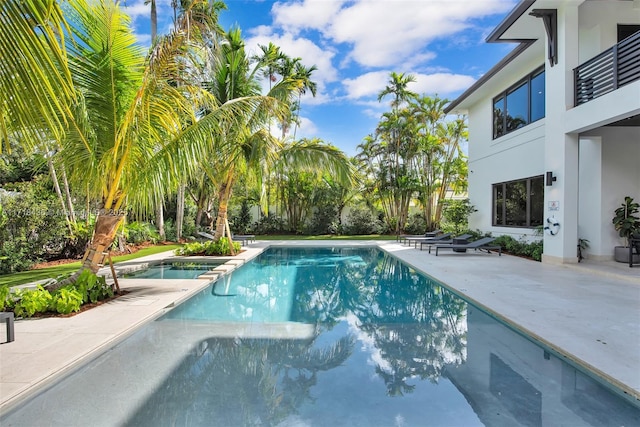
left=175, top=238, right=241, bottom=256
left=343, top=208, right=384, bottom=235
left=253, top=214, right=285, bottom=234
left=404, top=213, right=427, bottom=235
left=73, top=269, right=113, bottom=303
left=307, top=204, right=339, bottom=235
left=0, top=285, right=9, bottom=311
left=13, top=286, right=53, bottom=318
left=230, top=200, right=253, bottom=235
left=492, top=235, right=543, bottom=262
left=123, top=221, right=160, bottom=245
left=442, top=199, right=477, bottom=235
left=0, top=238, right=33, bottom=274
left=51, top=287, right=83, bottom=315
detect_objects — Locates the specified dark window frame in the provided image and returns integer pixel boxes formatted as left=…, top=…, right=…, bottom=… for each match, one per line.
left=492, top=175, right=544, bottom=228
left=492, top=66, right=545, bottom=139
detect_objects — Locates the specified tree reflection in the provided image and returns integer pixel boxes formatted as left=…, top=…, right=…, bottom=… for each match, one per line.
left=288, top=248, right=468, bottom=396
left=126, top=330, right=355, bottom=426
left=128, top=248, right=469, bottom=425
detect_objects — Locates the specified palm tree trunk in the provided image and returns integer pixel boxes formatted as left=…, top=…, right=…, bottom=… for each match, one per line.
left=60, top=165, right=76, bottom=223
left=156, top=196, right=165, bottom=241
left=213, top=171, right=235, bottom=241
left=176, top=184, right=185, bottom=240
left=46, top=212, right=125, bottom=291
left=47, top=153, right=73, bottom=233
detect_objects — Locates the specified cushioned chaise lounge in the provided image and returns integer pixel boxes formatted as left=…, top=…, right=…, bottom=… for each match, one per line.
left=405, top=233, right=452, bottom=248
left=399, top=229, right=442, bottom=245
left=433, top=236, right=502, bottom=256
left=422, top=233, right=473, bottom=252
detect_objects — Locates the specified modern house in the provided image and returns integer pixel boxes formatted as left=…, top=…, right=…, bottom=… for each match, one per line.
left=446, top=0, right=640, bottom=264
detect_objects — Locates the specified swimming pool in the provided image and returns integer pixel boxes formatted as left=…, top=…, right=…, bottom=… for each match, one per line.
left=2, top=247, right=638, bottom=426
left=121, top=261, right=224, bottom=279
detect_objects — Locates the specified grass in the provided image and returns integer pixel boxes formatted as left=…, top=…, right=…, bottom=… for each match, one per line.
left=0, top=244, right=182, bottom=288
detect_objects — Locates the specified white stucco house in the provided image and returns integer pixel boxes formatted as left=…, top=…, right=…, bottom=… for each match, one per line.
left=445, top=0, right=640, bottom=264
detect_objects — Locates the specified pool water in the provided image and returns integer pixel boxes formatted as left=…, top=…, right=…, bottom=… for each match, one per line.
left=122, top=261, right=224, bottom=279
left=2, top=247, right=638, bottom=426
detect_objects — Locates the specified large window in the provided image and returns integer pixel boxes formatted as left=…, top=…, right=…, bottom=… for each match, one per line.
left=493, top=67, right=545, bottom=139
left=493, top=176, right=544, bottom=227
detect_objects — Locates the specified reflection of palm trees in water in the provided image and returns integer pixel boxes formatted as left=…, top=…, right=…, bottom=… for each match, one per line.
left=290, top=248, right=468, bottom=396
left=126, top=329, right=354, bottom=426
left=127, top=248, right=468, bottom=425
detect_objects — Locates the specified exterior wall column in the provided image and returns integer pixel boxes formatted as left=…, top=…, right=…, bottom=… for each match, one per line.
left=542, top=2, right=580, bottom=264
left=578, top=136, right=605, bottom=260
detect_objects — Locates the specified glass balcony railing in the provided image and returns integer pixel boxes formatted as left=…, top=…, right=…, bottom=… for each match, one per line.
left=574, top=30, right=640, bottom=106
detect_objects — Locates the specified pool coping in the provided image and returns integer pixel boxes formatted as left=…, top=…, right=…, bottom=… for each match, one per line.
left=0, top=240, right=638, bottom=414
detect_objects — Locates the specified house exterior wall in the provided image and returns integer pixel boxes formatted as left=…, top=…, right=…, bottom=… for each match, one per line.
left=467, top=45, right=546, bottom=241
left=457, top=0, right=639, bottom=264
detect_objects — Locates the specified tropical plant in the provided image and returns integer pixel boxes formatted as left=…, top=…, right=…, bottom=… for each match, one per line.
left=70, top=269, right=113, bottom=304
left=3, top=0, right=263, bottom=289
left=1, top=0, right=74, bottom=153
left=175, top=238, right=240, bottom=256
left=441, top=199, right=477, bottom=235
left=12, top=285, right=53, bottom=318
left=612, top=196, right=640, bottom=247
left=194, top=29, right=353, bottom=247
left=357, top=78, right=468, bottom=235
left=51, top=287, right=84, bottom=315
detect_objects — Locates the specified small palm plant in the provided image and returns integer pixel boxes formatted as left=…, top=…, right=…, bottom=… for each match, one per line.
left=612, top=196, right=640, bottom=247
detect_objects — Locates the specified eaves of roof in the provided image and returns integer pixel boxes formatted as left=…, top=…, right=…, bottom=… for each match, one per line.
left=444, top=0, right=539, bottom=114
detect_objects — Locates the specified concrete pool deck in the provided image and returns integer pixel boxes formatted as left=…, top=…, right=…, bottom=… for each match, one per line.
left=0, top=240, right=638, bottom=414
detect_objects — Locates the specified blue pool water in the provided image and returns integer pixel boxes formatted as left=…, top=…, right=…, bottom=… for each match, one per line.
left=122, top=261, right=224, bottom=279
left=2, top=247, right=639, bottom=426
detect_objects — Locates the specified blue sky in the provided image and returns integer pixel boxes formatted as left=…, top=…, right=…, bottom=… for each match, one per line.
left=123, top=0, right=519, bottom=156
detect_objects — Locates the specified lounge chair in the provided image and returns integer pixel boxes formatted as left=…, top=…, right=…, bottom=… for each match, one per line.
left=422, top=233, right=473, bottom=252
left=404, top=233, right=452, bottom=248
left=399, top=229, right=442, bottom=244
left=433, top=237, right=502, bottom=256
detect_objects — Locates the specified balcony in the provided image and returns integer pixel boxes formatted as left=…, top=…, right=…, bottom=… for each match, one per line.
left=574, top=30, right=640, bottom=106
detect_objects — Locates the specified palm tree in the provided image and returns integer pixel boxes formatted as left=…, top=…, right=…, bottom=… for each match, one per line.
left=292, top=62, right=318, bottom=139
left=1, top=0, right=74, bottom=153
left=377, top=71, right=418, bottom=111
left=144, top=0, right=157, bottom=42
left=198, top=29, right=353, bottom=243
left=4, top=0, right=263, bottom=288
left=376, top=72, right=418, bottom=235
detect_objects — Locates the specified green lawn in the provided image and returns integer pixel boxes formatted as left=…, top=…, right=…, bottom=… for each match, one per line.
left=0, top=244, right=182, bottom=288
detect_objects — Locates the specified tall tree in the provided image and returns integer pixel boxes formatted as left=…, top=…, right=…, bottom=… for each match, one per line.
left=376, top=72, right=418, bottom=235
left=3, top=0, right=262, bottom=288
left=197, top=29, right=353, bottom=243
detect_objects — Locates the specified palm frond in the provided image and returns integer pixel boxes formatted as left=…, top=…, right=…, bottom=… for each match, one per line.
left=0, top=0, right=74, bottom=152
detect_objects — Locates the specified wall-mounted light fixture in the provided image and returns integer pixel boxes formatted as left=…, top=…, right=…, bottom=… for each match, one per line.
left=546, top=171, right=557, bottom=186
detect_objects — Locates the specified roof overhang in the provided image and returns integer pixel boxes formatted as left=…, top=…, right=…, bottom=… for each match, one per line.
left=445, top=0, right=560, bottom=114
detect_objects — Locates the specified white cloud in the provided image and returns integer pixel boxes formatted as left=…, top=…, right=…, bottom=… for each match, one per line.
left=272, top=0, right=515, bottom=68
left=272, top=0, right=347, bottom=34
left=293, top=116, right=319, bottom=140
left=342, top=71, right=391, bottom=100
